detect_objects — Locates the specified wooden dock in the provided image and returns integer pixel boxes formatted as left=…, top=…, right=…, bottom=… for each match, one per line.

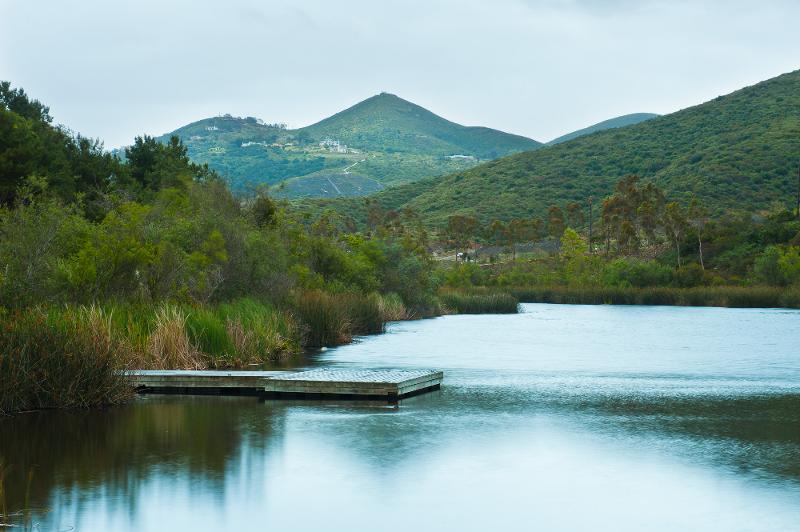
left=129, top=368, right=443, bottom=402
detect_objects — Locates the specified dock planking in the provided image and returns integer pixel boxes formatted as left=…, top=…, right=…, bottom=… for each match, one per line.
left=129, top=368, right=443, bottom=402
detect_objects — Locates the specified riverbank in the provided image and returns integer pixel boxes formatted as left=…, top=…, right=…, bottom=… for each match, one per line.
left=469, top=285, right=800, bottom=309
left=0, top=292, right=415, bottom=415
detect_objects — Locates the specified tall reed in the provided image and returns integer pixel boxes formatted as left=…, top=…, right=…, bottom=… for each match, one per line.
left=290, top=290, right=352, bottom=347
left=0, top=306, right=133, bottom=415
left=145, top=305, right=204, bottom=369
left=439, top=291, right=520, bottom=314
left=215, top=298, right=302, bottom=364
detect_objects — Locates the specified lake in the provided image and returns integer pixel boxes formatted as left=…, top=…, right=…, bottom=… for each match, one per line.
left=3, top=303, right=800, bottom=531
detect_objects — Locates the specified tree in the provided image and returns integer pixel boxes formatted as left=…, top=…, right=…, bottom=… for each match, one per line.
left=547, top=205, right=565, bottom=238
left=446, top=215, right=478, bottom=255
left=251, top=194, right=277, bottom=227
left=566, top=201, right=584, bottom=229
left=560, top=228, right=593, bottom=285
left=688, top=196, right=709, bottom=269
left=587, top=196, right=594, bottom=253
left=0, top=81, right=51, bottom=122
left=507, top=218, right=540, bottom=261
left=663, top=201, right=688, bottom=268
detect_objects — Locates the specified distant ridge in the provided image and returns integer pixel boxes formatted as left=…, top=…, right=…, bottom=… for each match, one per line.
left=547, top=113, right=659, bottom=145
left=330, top=69, right=800, bottom=225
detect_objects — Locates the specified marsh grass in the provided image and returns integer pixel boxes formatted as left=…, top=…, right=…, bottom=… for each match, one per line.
left=291, top=290, right=352, bottom=347
left=375, top=292, right=408, bottom=322
left=215, top=298, right=302, bottom=364
left=339, top=293, right=386, bottom=335
left=506, top=285, right=800, bottom=308
left=0, top=306, right=133, bottom=415
left=145, top=305, right=204, bottom=369
left=439, top=291, right=520, bottom=314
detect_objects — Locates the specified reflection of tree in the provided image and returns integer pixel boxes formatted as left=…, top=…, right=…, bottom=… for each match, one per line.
left=500, top=387, right=800, bottom=479
left=0, top=396, right=285, bottom=516
left=596, top=393, right=800, bottom=477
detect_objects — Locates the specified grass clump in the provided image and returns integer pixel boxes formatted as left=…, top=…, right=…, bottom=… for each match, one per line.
left=375, top=292, right=408, bottom=322
left=0, top=306, right=133, bottom=415
left=144, top=305, right=204, bottom=369
left=291, top=290, right=352, bottom=347
left=439, top=291, right=520, bottom=314
left=215, top=298, right=302, bottom=364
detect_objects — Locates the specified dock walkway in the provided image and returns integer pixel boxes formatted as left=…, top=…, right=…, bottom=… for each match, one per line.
left=130, top=368, right=443, bottom=402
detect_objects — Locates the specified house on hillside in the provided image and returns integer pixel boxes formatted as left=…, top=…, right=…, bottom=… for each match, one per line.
left=445, top=154, right=477, bottom=161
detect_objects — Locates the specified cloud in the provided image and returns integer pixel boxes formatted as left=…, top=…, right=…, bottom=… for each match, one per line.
left=1, top=0, right=798, bottom=146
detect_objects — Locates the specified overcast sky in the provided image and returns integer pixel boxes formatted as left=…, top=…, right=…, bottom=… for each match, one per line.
left=2, top=0, right=798, bottom=147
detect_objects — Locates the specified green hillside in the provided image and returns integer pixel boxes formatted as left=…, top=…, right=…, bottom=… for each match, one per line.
left=335, top=69, right=799, bottom=226
left=547, top=113, right=659, bottom=145
left=156, top=94, right=540, bottom=197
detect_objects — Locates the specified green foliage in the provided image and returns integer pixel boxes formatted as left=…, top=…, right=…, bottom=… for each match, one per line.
left=754, top=245, right=800, bottom=286
left=443, top=263, right=491, bottom=288
left=601, top=259, right=674, bottom=288
left=0, top=89, right=125, bottom=210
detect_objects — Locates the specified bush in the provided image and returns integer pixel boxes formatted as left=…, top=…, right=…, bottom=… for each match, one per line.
left=601, top=258, right=674, bottom=288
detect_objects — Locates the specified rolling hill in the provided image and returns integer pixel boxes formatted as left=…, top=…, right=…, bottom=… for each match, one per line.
left=156, top=93, right=541, bottom=198
left=547, top=113, right=659, bottom=145
left=315, top=69, right=800, bottom=227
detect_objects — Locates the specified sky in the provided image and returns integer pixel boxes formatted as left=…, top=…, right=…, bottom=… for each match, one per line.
left=1, top=0, right=799, bottom=148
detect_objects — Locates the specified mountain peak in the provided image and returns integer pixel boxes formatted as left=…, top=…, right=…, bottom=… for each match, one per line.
left=300, top=93, right=540, bottom=157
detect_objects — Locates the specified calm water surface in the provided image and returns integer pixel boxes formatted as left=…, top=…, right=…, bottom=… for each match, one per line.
left=3, top=304, right=800, bottom=531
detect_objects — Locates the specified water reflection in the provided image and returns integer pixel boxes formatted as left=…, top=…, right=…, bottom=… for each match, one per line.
left=2, top=304, right=800, bottom=531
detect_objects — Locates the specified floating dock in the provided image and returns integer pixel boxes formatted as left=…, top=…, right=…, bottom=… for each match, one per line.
left=130, top=368, right=443, bottom=402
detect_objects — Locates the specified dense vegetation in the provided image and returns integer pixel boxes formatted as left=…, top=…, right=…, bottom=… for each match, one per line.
left=0, top=83, right=453, bottom=414
left=156, top=93, right=540, bottom=198
left=322, top=69, right=799, bottom=226
left=2, top=68, right=799, bottom=414
left=440, top=173, right=800, bottom=307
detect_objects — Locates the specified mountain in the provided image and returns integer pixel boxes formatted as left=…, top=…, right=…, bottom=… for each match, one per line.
left=156, top=94, right=541, bottom=198
left=321, top=69, right=800, bottom=226
left=301, top=92, right=539, bottom=158
left=547, top=113, right=659, bottom=145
